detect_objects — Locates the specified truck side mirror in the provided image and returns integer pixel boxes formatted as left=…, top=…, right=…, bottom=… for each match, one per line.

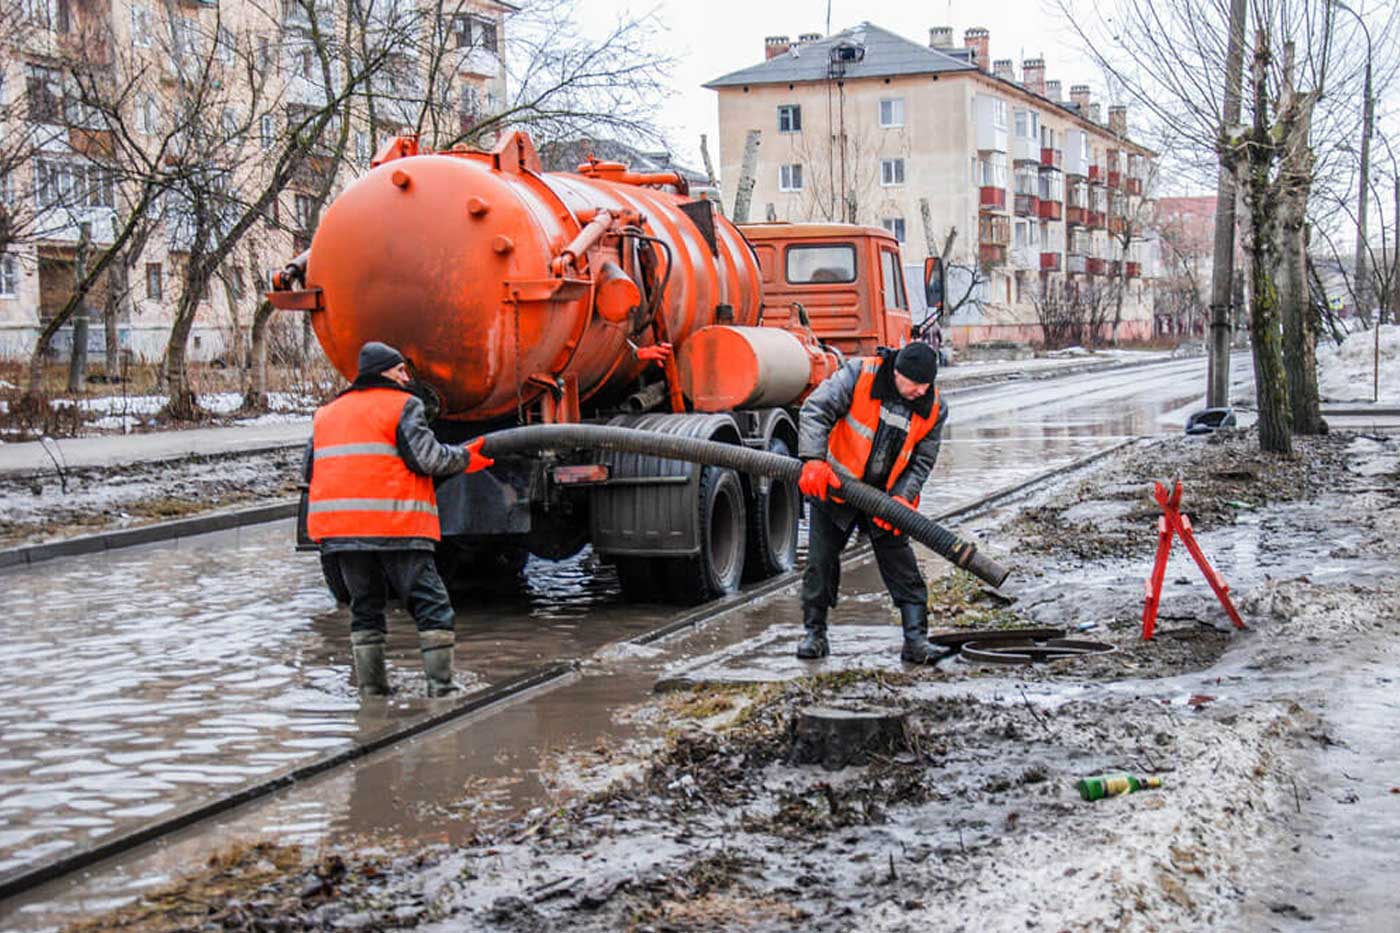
left=923, top=256, right=945, bottom=314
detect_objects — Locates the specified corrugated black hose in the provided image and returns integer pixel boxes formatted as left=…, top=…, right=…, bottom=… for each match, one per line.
left=480, top=424, right=1011, bottom=588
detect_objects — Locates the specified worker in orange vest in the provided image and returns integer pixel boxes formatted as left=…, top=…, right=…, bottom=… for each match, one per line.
left=795, top=342, right=949, bottom=663
left=305, top=342, right=494, bottom=698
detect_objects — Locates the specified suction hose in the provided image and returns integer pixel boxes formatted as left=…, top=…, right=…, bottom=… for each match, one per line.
left=480, top=424, right=1011, bottom=588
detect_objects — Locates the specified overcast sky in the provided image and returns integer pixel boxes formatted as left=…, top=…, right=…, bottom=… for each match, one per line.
left=599, top=1, right=1112, bottom=176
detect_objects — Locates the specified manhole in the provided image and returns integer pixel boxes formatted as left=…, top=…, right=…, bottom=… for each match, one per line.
left=930, top=627, right=1066, bottom=650
left=960, top=637, right=1116, bottom=664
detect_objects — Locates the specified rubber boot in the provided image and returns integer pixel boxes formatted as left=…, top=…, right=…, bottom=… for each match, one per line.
left=899, top=603, right=948, bottom=664
left=420, top=629, right=458, bottom=697
left=796, top=606, right=830, bottom=660
left=351, top=630, right=389, bottom=698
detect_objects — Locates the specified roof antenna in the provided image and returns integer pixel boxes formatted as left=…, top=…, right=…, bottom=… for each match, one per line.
left=825, top=0, right=831, bottom=36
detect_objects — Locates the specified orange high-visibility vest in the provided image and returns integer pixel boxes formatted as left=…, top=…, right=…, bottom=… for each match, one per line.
left=307, top=388, right=440, bottom=542
left=826, top=358, right=941, bottom=495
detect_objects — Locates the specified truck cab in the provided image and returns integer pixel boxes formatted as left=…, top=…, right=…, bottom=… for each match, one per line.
left=742, top=223, right=914, bottom=356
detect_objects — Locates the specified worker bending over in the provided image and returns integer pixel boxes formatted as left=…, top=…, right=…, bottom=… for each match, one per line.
left=305, top=341, right=493, bottom=698
left=795, top=342, right=949, bottom=663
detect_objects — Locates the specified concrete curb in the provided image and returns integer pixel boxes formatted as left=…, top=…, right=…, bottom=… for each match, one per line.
left=0, top=440, right=307, bottom=479
left=0, top=498, right=300, bottom=572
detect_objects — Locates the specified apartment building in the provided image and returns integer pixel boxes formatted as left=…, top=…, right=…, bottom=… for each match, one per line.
left=706, top=23, right=1158, bottom=347
left=0, top=0, right=510, bottom=365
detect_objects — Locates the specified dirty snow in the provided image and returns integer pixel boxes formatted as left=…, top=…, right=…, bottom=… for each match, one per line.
left=1316, top=324, right=1399, bottom=403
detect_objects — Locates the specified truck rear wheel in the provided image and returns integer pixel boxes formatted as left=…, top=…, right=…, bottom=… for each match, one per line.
left=742, top=437, right=799, bottom=582
left=666, top=465, right=747, bottom=604
left=434, top=540, right=530, bottom=604
left=613, top=556, right=662, bottom=602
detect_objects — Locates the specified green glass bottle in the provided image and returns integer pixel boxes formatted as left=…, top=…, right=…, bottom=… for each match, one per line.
left=1075, top=773, right=1163, bottom=801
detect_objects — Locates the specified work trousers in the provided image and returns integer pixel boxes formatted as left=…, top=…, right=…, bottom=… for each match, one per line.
left=801, top=501, right=928, bottom=611
left=336, top=550, right=455, bottom=636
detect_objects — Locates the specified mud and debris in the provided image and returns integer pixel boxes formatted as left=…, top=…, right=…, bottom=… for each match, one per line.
left=67, top=428, right=1400, bottom=930
left=0, top=447, right=302, bottom=547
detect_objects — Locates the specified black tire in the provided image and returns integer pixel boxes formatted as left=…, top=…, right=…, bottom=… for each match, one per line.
left=320, top=552, right=351, bottom=605
left=742, top=436, right=800, bottom=582
left=666, top=465, right=747, bottom=604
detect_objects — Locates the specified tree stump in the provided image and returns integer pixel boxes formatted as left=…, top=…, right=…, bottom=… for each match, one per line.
left=787, top=706, right=911, bottom=771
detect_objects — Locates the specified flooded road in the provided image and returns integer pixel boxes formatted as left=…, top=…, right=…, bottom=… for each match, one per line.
left=0, top=356, right=1252, bottom=928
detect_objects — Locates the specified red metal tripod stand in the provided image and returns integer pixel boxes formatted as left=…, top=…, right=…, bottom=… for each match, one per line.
left=1142, top=480, right=1246, bottom=640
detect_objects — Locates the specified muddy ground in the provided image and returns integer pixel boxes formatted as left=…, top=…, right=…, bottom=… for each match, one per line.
left=74, top=429, right=1400, bottom=931
left=0, top=448, right=303, bottom=548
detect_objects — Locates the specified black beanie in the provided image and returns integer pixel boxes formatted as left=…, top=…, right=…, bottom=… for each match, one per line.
left=894, top=342, right=938, bottom=384
left=357, top=341, right=405, bottom=377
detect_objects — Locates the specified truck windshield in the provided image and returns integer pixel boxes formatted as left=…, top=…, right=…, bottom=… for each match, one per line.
left=785, top=244, right=857, bottom=284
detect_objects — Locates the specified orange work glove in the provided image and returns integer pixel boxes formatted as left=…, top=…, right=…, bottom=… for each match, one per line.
left=798, top=460, right=842, bottom=501
left=635, top=342, right=672, bottom=364
left=463, top=437, right=495, bottom=474
left=871, top=495, right=916, bottom=535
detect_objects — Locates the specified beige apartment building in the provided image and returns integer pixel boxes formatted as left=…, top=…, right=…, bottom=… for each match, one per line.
left=0, top=0, right=510, bottom=365
left=706, top=23, right=1158, bottom=347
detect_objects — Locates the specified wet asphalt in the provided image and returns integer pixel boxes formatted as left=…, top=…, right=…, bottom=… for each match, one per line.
left=0, top=356, right=1253, bottom=928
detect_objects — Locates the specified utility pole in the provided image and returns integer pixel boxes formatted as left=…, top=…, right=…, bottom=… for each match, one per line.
left=1206, top=0, right=1247, bottom=409
left=1342, top=4, right=1374, bottom=326
left=66, top=223, right=93, bottom=394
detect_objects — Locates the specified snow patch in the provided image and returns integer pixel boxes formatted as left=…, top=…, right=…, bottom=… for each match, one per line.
left=1316, top=324, right=1400, bottom=403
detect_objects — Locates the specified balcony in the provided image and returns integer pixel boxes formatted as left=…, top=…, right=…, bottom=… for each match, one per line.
left=1038, top=199, right=1062, bottom=221
left=980, top=186, right=1007, bottom=210
left=1066, top=205, right=1086, bottom=226
left=1107, top=170, right=1122, bottom=190
left=1040, top=147, right=1062, bottom=170
left=1088, top=164, right=1105, bottom=185
left=1107, top=260, right=1122, bottom=277
left=1126, top=260, right=1142, bottom=278
left=1087, top=210, right=1106, bottom=230
left=1126, top=177, right=1143, bottom=196
left=979, top=243, right=1008, bottom=265
left=1014, top=193, right=1040, bottom=217
left=1085, top=257, right=1107, bottom=276
left=1040, top=252, right=1062, bottom=272
left=1013, top=136, right=1040, bottom=164
left=1066, top=253, right=1087, bottom=275
left=1108, top=215, right=1125, bottom=235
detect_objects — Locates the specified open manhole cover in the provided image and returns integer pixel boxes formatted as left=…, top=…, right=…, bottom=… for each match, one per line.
left=960, top=637, right=1116, bottom=664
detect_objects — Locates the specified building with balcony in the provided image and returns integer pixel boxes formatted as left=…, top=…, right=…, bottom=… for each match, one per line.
left=0, top=0, right=513, bottom=365
left=708, top=22, right=1159, bottom=346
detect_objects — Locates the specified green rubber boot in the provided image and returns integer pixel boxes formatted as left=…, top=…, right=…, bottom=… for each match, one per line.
left=420, top=629, right=458, bottom=697
left=351, top=630, right=389, bottom=698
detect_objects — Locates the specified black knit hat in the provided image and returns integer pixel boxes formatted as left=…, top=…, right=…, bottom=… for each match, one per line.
left=357, top=341, right=405, bottom=377
left=894, top=342, right=938, bottom=384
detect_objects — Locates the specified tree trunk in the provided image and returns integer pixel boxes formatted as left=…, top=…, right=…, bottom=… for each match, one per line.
left=66, top=225, right=93, bottom=393
left=243, top=298, right=275, bottom=412
left=1278, top=213, right=1324, bottom=434
left=103, top=262, right=124, bottom=383
left=162, top=271, right=207, bottom=421
left=1206, top=0, right=1249, bottom=407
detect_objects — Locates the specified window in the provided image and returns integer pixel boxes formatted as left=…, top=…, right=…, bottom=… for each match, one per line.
left=992, top=98, right=1008, bottom=129
left=217, top=26, right=235, bottom=65
left=472, top=15, right=498, bottom=52
left=881, top=217, right=906, bottom=243
left=25, top=64, right=63, bottom=124
left=778, top=163, right=803, bottom=192
left=23, top=0, right=64, bottom=31
left=146, top=262, right=162, bottom=301
left=978, top=153, right=1007, bottom=187
left=1014, top=221, right=1027, bottom=248
left=1015, top=109, right=1039, bottom=139
left=879, top=249, right=907, bottom=310
left=880, top=158, right=905, bottom=187
left=785, top=244, right=856, bottom=284
left=258, top=35, right=271, bottom=68
left=0, top=255, right=18, bottom=298
left=777, top=105, right=801, bottom=133
left=137, top=94, right=158, bottom=135
left=177, top=17, right=199, bottom=59
left=879, top=97, right=904, bottom=128
left=300, top=48, right=314, bottom=79
left=230, top=265, right=245, bottom=300
left=220, top=108, right=239, bottom=141
left=34, top=160, right=107, bottom=208
left=449, top=14, right=471, bottom=49
left=1041, top=126, right=1055, bottom=149
left=294, top=193, right=315, bottom=231
left=260, top=114, right=274, bottom=150
left=130, top=5, right=152, bottom=47
left=355, top=130, right=369, bottom=165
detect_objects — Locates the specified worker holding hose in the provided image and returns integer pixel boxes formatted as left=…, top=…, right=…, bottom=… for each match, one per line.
left=305, top=342, right=494, bottom=698
left=795, top=342, right=949, bottom=663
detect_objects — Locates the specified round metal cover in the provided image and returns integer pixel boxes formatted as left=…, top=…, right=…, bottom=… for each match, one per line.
left=960, top=637, right=1116, bottom=665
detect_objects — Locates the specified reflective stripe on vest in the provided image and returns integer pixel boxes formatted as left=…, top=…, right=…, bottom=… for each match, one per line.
left=825, top=357, right=940, bottom=494
left=307, top=388, right=441, bottom=542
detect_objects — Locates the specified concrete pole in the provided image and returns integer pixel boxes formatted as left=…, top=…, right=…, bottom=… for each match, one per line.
left=1353, top=58, right=1373, bottom=324
left=1207, top=0, right=1248, bottom=409
left=731, top=130, right=761, bottom=224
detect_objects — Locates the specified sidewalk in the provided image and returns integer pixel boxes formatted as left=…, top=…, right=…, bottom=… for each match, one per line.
left=0, top=351, right=1175, bottom=478
left=0, top=419, right=311, bottom=477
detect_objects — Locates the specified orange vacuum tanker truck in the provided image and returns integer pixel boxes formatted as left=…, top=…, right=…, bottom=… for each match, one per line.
left=270, top=130, right=948, bottom=605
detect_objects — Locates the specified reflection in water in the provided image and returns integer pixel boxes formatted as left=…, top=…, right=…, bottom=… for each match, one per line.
left=0, top=358, right=1246, bottom=925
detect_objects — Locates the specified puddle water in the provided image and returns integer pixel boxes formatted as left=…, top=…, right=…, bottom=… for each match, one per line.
left=0, top=357, right=1255, bottom=928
